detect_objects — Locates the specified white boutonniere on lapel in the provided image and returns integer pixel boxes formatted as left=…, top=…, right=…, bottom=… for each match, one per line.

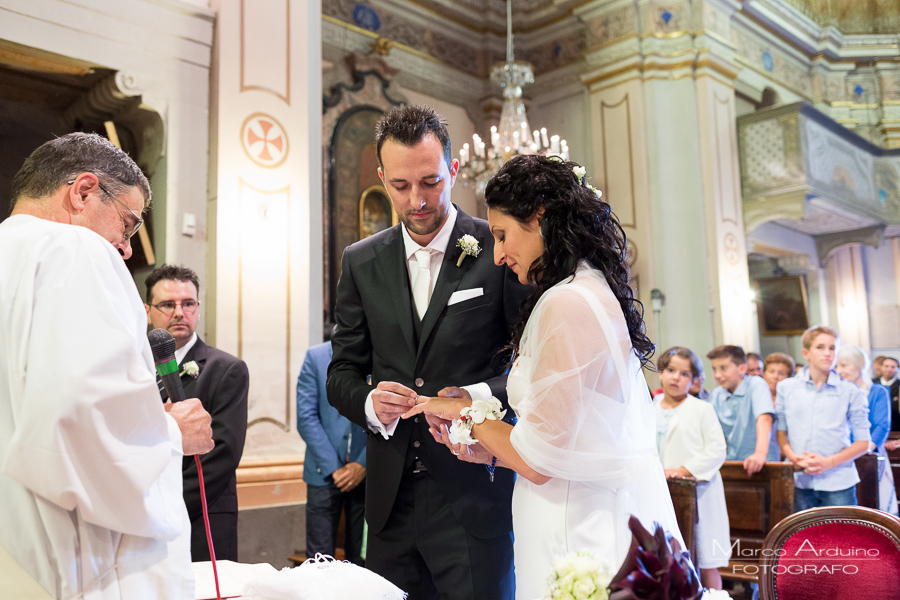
left=181, top=360, right=200, bottom=379
left=456, top=234, right=481, bottom=267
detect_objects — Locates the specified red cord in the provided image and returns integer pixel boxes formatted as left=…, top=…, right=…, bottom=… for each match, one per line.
left=195, top=455, right=221, bottom=600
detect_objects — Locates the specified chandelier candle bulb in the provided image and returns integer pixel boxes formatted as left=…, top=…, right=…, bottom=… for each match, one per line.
left=541, top=128, right=549, bottom=148
left=533, top=130, right=541, bottom=147
left=551, top=135, right=560, bottom=154
left=513, top=130, right=520, bottom=149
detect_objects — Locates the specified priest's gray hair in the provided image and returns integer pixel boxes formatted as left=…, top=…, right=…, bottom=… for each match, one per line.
left=9, top=132, right=150, bottom=212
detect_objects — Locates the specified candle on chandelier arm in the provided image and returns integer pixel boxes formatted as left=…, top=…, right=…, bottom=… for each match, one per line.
left=512, top=130, right=520, bottom=149
left=551, top=135, right=560, bottom=154
left=540, top=127, right=549, bottom=148
left=479, top=140, right=487, bottom=158
left=533, top=130, right=541, bottom=148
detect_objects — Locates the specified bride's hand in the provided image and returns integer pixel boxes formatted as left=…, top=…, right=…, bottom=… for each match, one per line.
left=430, top=423, right=492, bottom=465
left=401, top=396, right=469, bottom=422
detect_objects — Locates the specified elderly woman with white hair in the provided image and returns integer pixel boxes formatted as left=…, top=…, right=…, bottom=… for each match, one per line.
left=836, top=345, right=898, bottom=515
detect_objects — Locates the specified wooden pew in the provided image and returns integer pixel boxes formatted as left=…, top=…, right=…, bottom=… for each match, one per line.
left=666, top=477, right=698, bottom=560
left=855, top=452, right=879, bottom=509
left=887, top=432, right=900, bottom=503
left=718, top=461, right=795, bottom=594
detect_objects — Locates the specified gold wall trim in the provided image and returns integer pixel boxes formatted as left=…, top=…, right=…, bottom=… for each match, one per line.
left=694, top=58, right=739, bottom=80
left=240, top=0, right=290, bottom=104
left=599, top=93, right=637, bottom=228
left=714, top=89, right=739, bottom=226
left=584, top=54, right=721, bottom=87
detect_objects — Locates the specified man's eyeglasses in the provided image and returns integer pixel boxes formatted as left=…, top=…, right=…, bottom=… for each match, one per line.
left=149, top=300, right=201, bottom=317
left=67, top=178, right=144, bottom=240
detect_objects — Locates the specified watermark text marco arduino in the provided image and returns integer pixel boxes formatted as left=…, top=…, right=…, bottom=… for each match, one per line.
left=714, top=539, right=880, bottom=560
left=715, top=539, right=880, bottom=577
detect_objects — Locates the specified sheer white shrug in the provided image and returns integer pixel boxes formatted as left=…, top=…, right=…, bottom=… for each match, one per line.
left=509, top=264, right=660, bottom=486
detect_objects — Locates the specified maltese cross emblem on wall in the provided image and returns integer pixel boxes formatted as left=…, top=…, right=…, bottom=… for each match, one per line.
left=241, top=113, right=289, bottom=168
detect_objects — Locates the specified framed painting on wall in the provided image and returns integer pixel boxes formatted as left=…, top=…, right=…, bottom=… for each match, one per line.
left=756, top=276, right=811, bottom=336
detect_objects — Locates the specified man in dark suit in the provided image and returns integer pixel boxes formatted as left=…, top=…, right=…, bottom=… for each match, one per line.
left=297, top=337, right=367, bottom=565
left=327, top=105, right=527, bottom=600
left=146, top=264, right=249, bottom=562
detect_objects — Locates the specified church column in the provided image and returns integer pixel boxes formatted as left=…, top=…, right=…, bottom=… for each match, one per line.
left=210, top=0, right=321, bottom=470
left=580, top=0, right=755, bottom=365
left=826, top=245, right=871, bottom=352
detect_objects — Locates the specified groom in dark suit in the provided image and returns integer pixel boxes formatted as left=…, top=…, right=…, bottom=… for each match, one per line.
left=327, top=105, right=527, bottom=600
left=146, top=264, right=249, bottom=562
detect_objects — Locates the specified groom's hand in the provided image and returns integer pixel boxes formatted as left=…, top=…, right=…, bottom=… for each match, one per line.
left=437, top=386, right=472, bottom=400
left=432, top=387, right=470, bottom=432
left=372, top=380, right=418, bottom=424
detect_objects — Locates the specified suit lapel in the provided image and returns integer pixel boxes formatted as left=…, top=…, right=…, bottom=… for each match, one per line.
left=158, top=337, right=206, bottom=402
left=179, top=338, right=208, bottom=397
left=375, top=228, right=416, bottom=356
left=418, top=207, right=478, bottom=355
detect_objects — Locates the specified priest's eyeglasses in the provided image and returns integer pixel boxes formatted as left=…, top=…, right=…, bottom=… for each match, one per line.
left=67, top=179, right=144, bottom=240
left=150, top=300, right=201, bottom=316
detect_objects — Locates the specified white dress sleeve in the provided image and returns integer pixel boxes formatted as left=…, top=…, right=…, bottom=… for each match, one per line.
left=2, top=230, right=185, bottom=541
left=509, top=272, right=656, bottom=485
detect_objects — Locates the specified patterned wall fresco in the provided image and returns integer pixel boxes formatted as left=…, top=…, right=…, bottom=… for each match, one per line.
left=322, top=0, right=586, bottom=77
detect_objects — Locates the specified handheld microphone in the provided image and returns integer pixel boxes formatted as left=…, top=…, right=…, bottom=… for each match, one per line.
left=148, top=328, right=186, bottom=403
left=148, top=328, right=221, bottom=597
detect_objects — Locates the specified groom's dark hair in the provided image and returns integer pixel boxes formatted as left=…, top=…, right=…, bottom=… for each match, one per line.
left=375, top=104, right=452, bottom=169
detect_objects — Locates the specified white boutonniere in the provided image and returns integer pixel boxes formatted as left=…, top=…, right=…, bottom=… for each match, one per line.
left=456, top=234, right=481, bottom=267
left=181, top=360, right=200, bottom=379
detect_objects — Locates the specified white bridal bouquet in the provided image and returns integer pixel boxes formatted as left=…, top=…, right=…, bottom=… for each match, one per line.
left=545, top=551, right=613, bottom=600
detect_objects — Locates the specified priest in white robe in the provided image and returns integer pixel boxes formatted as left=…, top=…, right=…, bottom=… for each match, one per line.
left=0, top=132, right=214, bottom=600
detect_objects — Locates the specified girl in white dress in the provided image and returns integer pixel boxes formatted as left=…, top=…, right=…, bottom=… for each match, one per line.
left=403, top=155, right=682, bottom=600
left=653, top=347, right=731, bottom=590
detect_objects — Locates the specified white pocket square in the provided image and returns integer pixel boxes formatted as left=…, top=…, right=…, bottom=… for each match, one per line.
left=448, top=288, right=484, bottom=306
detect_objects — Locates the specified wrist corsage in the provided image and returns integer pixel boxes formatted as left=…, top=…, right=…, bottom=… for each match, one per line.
left=450, top=396, right=506, bottom=445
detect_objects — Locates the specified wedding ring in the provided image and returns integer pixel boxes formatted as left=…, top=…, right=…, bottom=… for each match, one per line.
left=452, top=451, right=460, bottom=456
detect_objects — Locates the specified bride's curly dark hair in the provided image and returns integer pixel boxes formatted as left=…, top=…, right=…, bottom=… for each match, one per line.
left=484, top=154, right=655, bottom=367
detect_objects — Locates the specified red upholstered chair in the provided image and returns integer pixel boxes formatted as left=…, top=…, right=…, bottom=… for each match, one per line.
left=759, top=506, right=900, bottom=600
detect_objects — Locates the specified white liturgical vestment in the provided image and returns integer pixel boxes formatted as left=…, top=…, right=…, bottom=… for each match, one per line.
left=0, top=215, right=193, bottom=599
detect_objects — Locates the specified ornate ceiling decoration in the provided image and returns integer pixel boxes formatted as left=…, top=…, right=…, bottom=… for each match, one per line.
left=785, top=0, right=900, bottom=34
left=396, top=0, right=589, bottom=33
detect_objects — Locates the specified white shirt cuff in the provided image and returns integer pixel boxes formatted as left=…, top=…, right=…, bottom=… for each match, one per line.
left=462, top=382, right=493, bottom=402
left=365, top=389, right=399, bottom=439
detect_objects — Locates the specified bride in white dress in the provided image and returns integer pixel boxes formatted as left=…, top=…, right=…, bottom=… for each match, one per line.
left=404, top=154, right=682, bottom=600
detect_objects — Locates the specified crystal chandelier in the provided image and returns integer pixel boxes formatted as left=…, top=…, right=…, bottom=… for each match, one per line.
left=458, top=0, right=569, bottom=197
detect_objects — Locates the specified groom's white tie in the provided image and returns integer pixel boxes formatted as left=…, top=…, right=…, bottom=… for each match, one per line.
left=412, top=248, right=434, bottom=320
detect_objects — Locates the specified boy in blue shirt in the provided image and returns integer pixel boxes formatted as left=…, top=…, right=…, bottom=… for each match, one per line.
left=707, top=345, right=780, bottom=475
left=776, top=325, right=870, bottom=511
